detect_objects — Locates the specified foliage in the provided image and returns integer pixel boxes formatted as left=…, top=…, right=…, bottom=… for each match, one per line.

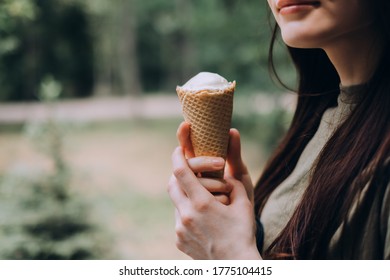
left=0, top=0, right=295, bottom=100
left=134, top=0, right=286, bottom=92
left=0, top=79, right=106, bottom=259
left=61, top=0, right=296, bottom=94
left=0, top=171, right=102, bottom=259
left=0, top=0, right=94, bottom=101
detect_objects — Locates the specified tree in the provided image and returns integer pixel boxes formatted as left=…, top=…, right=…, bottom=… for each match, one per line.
left=0, top=78, right=108, bottom=259
left=117, top=0, right=142, bottom=95
left=0, top=0, right=94, bottom=101
left=135, top=0, right=278, bottom=92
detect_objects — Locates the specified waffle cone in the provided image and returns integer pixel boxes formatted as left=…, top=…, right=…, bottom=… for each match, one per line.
left=176, top=82, right=235, bottom=178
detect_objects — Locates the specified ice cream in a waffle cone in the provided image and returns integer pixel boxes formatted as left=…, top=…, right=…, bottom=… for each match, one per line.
left=176, top=72, right=235, bottom=178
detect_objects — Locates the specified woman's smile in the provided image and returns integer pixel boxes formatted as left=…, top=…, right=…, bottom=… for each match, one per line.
left=277, top=0, right=321, bottom=16
left=268, top=0, right=375, bottom=49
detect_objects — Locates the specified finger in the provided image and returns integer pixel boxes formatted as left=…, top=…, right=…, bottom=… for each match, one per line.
left=172, top=146, right=211, bottom=201
left=177, top=121, right=195, bottom=158
left=213, top=193, right=231, bottom=205
left=174, top=208, right=186, bottom=249
left=175, top=208, right=182, bottom=228
left=226, top=128, right=249, bottom=179
left=168, top=175, right=190, bottom=210
left=225, top=177, right=251, bottom=204
left=187, top=156, right=225, bottom=174
left=174, top=208, right=193, bottom=256
left=198, top=177, right=232, bottom=194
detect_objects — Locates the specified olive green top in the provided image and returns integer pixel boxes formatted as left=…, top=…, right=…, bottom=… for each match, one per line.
left=260, top=85, right=390, bottom=259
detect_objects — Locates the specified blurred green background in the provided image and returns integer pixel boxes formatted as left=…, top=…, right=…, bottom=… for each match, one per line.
left=0, top=0, right=295, bottom=259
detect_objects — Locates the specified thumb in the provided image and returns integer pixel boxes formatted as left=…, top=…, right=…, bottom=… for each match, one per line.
left=226, top=128, right=249, bottom=180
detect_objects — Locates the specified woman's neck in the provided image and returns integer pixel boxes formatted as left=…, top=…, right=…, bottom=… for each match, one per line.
left=323, top=24, right=383, bottom=87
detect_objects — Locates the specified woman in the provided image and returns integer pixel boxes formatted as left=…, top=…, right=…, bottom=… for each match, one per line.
left=168, top=0, right=390, bottom=259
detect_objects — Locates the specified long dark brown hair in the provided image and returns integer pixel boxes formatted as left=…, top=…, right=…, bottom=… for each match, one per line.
left=254, top=2, right=390, bottom=259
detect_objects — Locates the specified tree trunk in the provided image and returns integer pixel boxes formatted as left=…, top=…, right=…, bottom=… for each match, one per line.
left=93, top=5, right=116, bottom=97
left=117, top=0, right=142, bottom=96
left=176, top=0, right=196, bottom=81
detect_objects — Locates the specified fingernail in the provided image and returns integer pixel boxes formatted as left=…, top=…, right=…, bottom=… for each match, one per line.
left=212, top=158, right=225, bottom=167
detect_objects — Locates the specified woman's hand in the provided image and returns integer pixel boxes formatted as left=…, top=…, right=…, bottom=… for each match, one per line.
left=175, top=122, right=254, bottom=203
left=168, top=147, right=260, bottom=259
left=167, top=122, right=260, bottom=259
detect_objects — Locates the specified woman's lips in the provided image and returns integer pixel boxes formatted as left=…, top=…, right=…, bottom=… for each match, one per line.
left=277, top=1, right=320, bottom=15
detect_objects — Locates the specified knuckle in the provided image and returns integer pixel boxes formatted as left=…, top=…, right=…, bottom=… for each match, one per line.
left=175, top=225, right=190, bottom=254
left=167, top=175, right=179, bottom=193
left=167, top=175, right=175, bottom=193
left=181, top=213, right=194, bottom=227
left=218, top=195, right=230, bottom=205
left=193, top=199, right=210, bottom=212
left=175, top=237, right=186, bottom=253
left=173, top=166, right=187, bottom=179
left=222, top=182, right=233, bottom=193
left=175, top=224, right=186, bottom=239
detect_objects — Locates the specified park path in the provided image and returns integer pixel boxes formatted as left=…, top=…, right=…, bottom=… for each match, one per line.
left=0, top=95, right=182, bottom=124
left=0, top=93, right=295, bottom=124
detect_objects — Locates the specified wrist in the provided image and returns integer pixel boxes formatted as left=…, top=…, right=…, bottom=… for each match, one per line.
left=237, top=246, right=262, bottom=260
left=216, top=242, right=262, bottom=260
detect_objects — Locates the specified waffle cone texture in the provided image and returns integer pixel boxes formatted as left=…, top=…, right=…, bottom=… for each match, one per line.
left=176, top=82, right=235, bottom=178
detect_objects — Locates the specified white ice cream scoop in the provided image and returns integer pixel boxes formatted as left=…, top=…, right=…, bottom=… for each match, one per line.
left=180, top=72, right=232, bottom=91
